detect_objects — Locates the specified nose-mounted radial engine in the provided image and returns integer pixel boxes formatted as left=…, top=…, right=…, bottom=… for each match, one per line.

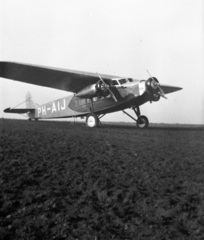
left=143, top=75, right=167, bottom=102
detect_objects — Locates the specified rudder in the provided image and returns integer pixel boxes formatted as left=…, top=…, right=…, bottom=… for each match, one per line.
left=26, top=92, right=36, bottom=109
left=26, top=92, right=37, bottom=119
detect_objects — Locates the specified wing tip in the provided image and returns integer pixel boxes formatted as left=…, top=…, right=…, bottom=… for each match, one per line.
left=176, top=87, right=183, bottom=91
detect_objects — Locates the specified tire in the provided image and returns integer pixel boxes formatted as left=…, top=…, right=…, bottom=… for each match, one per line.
left=137, top=115, right=149, bottom=128
left=86, top=113, right=99, bottom=128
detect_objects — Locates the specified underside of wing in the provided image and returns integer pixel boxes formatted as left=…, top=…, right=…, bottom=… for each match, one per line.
left=4, top=108, right=35, bottom=114
left=160, top=84, right=182, bottom=94
left=0, top=62, right=118, bottom=93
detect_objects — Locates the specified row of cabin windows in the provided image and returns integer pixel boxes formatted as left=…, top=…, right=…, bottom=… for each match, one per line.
left=111, top=78, right=133, bottom=86
left=75, top=95, right=111, bottom=107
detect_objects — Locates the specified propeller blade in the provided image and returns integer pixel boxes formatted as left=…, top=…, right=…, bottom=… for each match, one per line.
left=108, top=88, right=118, bottom=102
left=96, top=72, right=108, bottom=87
left=146, top=69, right=153, bottom=79
left=146, top=69, right=167, bottom=99
left=158, top=85, right=167, bottom=99
left=96, top=72, right=118, bottom=102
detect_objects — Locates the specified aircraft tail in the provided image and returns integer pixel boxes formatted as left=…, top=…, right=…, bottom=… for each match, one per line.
left=4, top=92, right=36, bottom=118
left=26, top=92, right=36, bottom=109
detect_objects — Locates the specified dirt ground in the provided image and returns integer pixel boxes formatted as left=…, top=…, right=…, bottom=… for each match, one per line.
left=0, top=119, right=204, bottom=240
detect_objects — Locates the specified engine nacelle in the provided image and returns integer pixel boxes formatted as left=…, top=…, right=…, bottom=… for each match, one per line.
left=149, top=93, right=160, bottom=102
left=95, top=81, right=109, bottom=96
left=139, top=78, right=159, bottom=96
left=139, top=78, right=161, bottom=102
left=146, top=77, right=159, bottom=92
left=75, top=81, right=109, bottom=98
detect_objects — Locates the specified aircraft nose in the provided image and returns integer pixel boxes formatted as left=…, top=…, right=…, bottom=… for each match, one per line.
left=146, top=77, right=167, bottom=99
left=146, top=77, right=159, bottom=91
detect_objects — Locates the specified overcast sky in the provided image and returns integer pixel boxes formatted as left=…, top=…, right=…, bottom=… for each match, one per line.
left=0, top=0, right=203, bottom=124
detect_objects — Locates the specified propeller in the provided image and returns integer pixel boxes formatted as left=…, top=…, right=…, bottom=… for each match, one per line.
left=96, top=72, right=118, bottom=102
left=146, top=70, right=167, bottom=99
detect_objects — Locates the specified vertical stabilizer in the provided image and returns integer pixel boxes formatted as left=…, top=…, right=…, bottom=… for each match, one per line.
left=26, top=92, right=36, bottom=109
left=26, top=92, right=36, bottom=119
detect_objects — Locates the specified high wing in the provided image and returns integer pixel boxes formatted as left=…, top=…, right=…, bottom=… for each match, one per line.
left=4, top=108, right=35, bottom=114
left=0, top=61, right=181, bottom=95
left=0, top=62, right=118, bottom=93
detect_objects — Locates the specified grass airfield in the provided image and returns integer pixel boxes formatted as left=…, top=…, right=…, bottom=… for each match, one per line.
left=0, top=119, right=204, bottom=239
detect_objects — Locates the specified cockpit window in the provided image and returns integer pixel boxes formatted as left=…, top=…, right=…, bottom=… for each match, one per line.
left=119, top=79, right=127, bottom=85
left=111, top=80, right=119, bottom=85
left=128, top=78, right=133, bottom=82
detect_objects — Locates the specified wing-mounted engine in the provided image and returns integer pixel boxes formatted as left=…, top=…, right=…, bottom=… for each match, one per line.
left=75, top=80, right=110, bottom=98
left=139, top=77, right=167, bottom=102
left=95, top=81, right=110, bottom=97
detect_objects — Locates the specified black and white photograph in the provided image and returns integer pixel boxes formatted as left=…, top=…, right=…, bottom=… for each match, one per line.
left=0, top=0, right=204, bottom=239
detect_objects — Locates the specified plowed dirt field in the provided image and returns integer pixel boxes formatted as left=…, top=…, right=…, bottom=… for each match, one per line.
left=0, top=119, right=204, bottom=240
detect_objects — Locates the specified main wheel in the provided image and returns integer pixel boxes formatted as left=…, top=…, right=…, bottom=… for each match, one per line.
left=86, top=113, right=99, bottom=128
left=137, top=115, right=149, bottom=128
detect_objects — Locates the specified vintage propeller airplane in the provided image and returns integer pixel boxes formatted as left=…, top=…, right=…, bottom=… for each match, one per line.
left=0, top=62, right=182, bottom=128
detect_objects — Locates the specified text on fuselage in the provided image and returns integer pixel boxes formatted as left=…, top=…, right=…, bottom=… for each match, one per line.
left=38, top=99, right=66, bottom=116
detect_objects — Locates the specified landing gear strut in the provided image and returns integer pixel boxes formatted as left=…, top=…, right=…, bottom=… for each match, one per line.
left=123, top=106, right=149, bottom=129
left=86, top=98, right=100, bottom=128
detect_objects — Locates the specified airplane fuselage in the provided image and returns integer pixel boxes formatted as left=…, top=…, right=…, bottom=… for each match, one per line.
left=32, top=79, right=148, bottom=119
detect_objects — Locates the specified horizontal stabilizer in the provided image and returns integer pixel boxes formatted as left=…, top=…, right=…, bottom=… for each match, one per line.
left=4, top=108, right=35, bottom=114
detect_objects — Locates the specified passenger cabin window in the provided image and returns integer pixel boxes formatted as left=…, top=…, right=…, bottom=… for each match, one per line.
left=119, top=78, right=127, bottom=85
left=111, top=80, right=119, bottom=85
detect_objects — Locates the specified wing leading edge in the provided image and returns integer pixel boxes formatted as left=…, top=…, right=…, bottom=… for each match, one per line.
left=0, top=61, right=182, bottom=95
left=0, top=62, right=117, bottom=93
